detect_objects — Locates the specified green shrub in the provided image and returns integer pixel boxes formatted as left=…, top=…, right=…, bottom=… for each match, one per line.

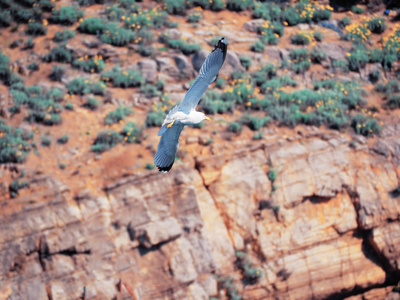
left=214, top=77, right=225, bottom=89
left=0, top=11, right=12, bottom=27
left=140, top=84, right=160, bottom=98
left=164, top=0, right=186, bottom=15
left=187, top=11, right=202, bottom=23
left=28, top=61, right=39, bottom=72
left=343, top=23, right=371, bottom=42
left=368, top=48, right=384, bottom=64
left=121, top=122, right=142, bottom=143
left=49, top=66, right=65, bottom=81
left=9, top=180, right=28, bottom=198
left=339, top=17, right=351, bottom=29
left=72, top=56, right=105, bottom=73
left=67, top=78, right=90, bottom=95
left=310, top=49, right=327, bottom=64
left=251, top=40, right=265, bottom=53
left=217, top=276, right=241, bottom=300
left=65, top=103, right=74, bottom=110
left=351, top=114, right=380, bottom=136
left=289, top=48, right=311, bottom=73
left=105, top=4, right=125, bottom=21
left=252, top=2, right=281, bottom=21
left=291, top=32, right=313, bottom=45
left=386, top=95, right=400, bottom=109
left=283, top=7, right=301, bottom=26
left=138, top=44, right=155, bottom=57
left=21, top=38, right=34, bottom=50
left=235, top=251, right=262, bottom=283
left=49, top=6, right=84, bottom=25
left=90, top=80, right=107, bottom=95
left=12, top=7, right=35, bottom=23
left=239, top=56, right=251, bottom=71
left=0, top=121, right=33, bottom=164
left=351, top=6, right=364, bottom=14
left=77, top=17, right=105, bottom=34
left=100, top=26, right=136, bottom=46
left=312, top=9, right=331, bottom=22
left=25, top=22, right=47, bottom=36
left=101, top=66, right=144, bottom=88
left=332, top=59, right=349, bottom=73
left=49, top=87, right=65, bottom=102
left=253, top=132, right=263, bottom=140
left=228, top=121, right=242, bottom=133
left=105, top=106, right=132, bottom=125
left=313, top=31, right=323, bottom=42
left=40, top=0, right=55, bottom=12
left=201, top=90, right=234, bottom=114
left=83, top=97, right=99, bottom=110
left=376, top=80, right=399, bottom=95
left=164, top=38, right=202, bottom=55
left=367, top=17, right=386, bottom=34
left=226, top=0, right=252, bottom=11
left=43, top=45, right=73, bottom=63
left=241, top=114, right=271, bottom=131
left=78, top=0, right=104, bottom=6
left=57, top=134, right=69, bottom=144
left=91, top=130, right=122, bottom=152
left=41, top=134, right=52, bottom=146
left=53, top=29, right=75, bottom=42
left=268, top=169, right=277, bottom=181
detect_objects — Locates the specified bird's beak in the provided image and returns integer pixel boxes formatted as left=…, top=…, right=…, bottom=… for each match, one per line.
left=205, top=117, right=210, bottom=121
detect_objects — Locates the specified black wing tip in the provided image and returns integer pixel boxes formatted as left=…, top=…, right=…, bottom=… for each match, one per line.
left=213, top=37, right=227, bottom=55
left=157, top=163, right=174, bottom=173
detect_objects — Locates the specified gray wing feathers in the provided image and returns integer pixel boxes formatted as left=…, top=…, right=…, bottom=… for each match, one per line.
left=154, top=124, right=185, bottom=172
left=178, top=48, right=226, bottom=113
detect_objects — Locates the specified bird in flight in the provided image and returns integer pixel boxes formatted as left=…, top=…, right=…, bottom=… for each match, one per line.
left=154, top=37, right=228, bottom=173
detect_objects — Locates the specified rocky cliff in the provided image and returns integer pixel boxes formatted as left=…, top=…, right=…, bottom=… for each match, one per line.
left=1, top=123, right=399, bottom=300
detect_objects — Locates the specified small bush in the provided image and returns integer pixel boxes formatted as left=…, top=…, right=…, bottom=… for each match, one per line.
left=40, top=0, right=55, bottom=12
left=140, top=84, right=160, bottom=98
left=351, top=6, right=364, bottom=14
left=291, top=32, right=313, bottom=45
left=49, top=6, right=84, bottom=25
left=253, top=132, right=263, bottom=140
left=91, top=130, right=122, bottom=153
left=57, top=135, right=69, bottom=144
left=53, top=29, right=75, bottom=42
left=268, top=169, right=277, bottom=181
left=313, top=31, right=323, bottom=42
left=78, top=0, right=104, bottom=6
left=83, top=97, right=99, bottom=110
left=367, top=17, right=386, bottom=34
left=339, top=17, right=351, bottom=29
left=235, top=251, right=262, bottom=283
left=164, top=38, right=202, bottom=55
left=43, top=45, right=73, bottom=63
left=228, top=122, right=242, bottom=133
left=250, top=40, right=265, bottom=53
left=49, top=66, right=65, bottom=81
left=138, top=45, right=155, bottom=57
left=67, top=78, right=90, bottom=95
left=41, top=134, right=52, bottom=146
left=28, top=61, right=39, bottom=72
left=101, top=66, right=144, bottom=88
left=100, top=26, right=136, bottom=47
left=121, top=121, right=142, bottom=143
left=25, top=22, right=47, bottom=36
left=376, top=80, right=400, bottom=95
left=0, top=121, right=33, bottom=164
left=241, top=114, right=271, bottom=131
left=77, top=17, right=105, bottom=34
left=386, top=95, right=400, bottom=109
left=343, top=23, right=371, bottom=42
left=12, top=7, right=35, bottom=23
left=65, top=103, right=74, bottom=110
left=240, top=56, right=252, bottom=71
left=368, top=69, right=381, bottom=83
left=9, top=180, right=28, bottom=198
left=351, top=114, right=380, bottom=136
left=105, top=106, right=132, bottom=125
left=0, top=11, right=12, bottom=27
left=187, top=11, right=202, bottom=23
left=215, top=77, right=225, bottom=89
left=21, top=38, right=34, bottom=50
left=90, top=81, right=107, bottom=95
left=226, top=0, right=252, bottom=11
left=72, top=55, right=105, bottom=73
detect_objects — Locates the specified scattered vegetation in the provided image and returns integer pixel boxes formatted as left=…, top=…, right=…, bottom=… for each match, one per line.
left=83, top=97, right=100, bottom=110
left=57, top=134, right=69, bottom=144
left=49, top=6, right=84, bottom=25
left=101, top=66, right=144, bottom=88
left=235, top=251, right=262, bottom=283
left=91, top=130, right=122, bottom=153
left=49, top=66, right=65, bottom=82
left=72, top=55, right=106, bottom=73
left=53, top=29, right=75, bottom=42
left=104, top=106, right=132, bottom=125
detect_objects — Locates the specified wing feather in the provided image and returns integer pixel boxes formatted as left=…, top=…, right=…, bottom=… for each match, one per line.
left=178, top=37, right=227, bottom=113
left=154, top=123, right=185, bottom=172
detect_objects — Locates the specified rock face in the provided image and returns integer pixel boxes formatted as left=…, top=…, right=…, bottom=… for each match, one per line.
left=1, top=131, right=399, bottom=299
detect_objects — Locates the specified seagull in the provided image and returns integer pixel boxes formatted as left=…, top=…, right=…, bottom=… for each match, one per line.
left=154, top=37, right=227, bottom=173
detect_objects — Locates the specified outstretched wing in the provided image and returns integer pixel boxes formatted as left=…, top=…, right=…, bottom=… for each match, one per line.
left=178, top=37, right=227, bottom=114
left=154, top=123, right=185, bottom=173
